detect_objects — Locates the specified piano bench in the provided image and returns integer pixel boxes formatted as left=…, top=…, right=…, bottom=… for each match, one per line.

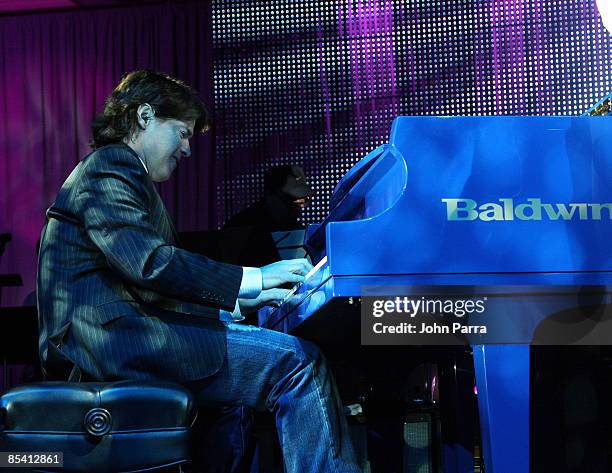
left=0, top=381, right=197, bottom=473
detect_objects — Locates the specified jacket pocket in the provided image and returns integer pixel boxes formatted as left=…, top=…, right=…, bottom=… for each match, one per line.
left=96, top=300, right=145, bottom=326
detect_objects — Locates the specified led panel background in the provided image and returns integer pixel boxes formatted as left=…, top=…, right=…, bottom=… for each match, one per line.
left=212, top=0, right=612, bottom=228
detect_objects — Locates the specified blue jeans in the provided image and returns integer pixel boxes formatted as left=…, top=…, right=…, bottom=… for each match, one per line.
left=186, top=323, right=361, bottom=473
left=197, top=404, right=255, bottom=473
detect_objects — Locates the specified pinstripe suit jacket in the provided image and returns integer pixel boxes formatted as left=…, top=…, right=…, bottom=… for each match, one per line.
left=37, top=144, right=243, bottom=382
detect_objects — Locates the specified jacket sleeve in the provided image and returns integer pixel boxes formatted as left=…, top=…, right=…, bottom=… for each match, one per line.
left=75, top=146, right=242, bottom=311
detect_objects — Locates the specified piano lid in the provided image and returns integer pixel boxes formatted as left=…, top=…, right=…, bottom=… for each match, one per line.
left=305, top=144, right=407, bottom=260
left=309, top=116, right=612, bottom=282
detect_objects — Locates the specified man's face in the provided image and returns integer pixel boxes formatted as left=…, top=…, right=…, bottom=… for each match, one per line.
left=140, top=118, right=195, bottom=182
left=281, top=165, right=312, bottom=205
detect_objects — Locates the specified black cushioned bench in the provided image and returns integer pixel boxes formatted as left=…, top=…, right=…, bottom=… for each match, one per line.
left=0, top=381, right=197, bottom=473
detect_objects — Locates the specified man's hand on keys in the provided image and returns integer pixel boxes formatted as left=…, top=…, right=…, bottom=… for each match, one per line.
left=238, top=288, right=292, bottom=314
left=260, top=258, right=313, bottom=290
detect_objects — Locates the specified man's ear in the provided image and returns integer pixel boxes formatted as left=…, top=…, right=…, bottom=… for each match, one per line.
left=136, top=103, right=155, bottom=129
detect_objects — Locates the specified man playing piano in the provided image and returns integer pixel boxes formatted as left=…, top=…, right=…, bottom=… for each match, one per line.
left=37, top=70, right=360, bottom=473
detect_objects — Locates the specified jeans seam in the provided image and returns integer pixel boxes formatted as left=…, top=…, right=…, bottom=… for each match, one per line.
left=239, top=406, right=246, bottom=459
left=229, top=333, right=298, bottom=356
left=311, top=362, right=341, bottom=473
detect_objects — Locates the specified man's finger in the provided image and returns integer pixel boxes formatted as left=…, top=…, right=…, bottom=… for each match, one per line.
left=286, top=258, right=313, bottom=275
left=263, top=288, right=291, bottom=299
left=282, top=273, right=305, bottom=285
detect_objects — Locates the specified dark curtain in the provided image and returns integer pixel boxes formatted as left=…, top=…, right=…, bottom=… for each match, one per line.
left=0, top=1, right=214, bottom=306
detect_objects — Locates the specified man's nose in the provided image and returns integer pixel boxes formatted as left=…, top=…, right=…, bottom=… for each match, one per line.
left=180, top=142, right=191, bottom=158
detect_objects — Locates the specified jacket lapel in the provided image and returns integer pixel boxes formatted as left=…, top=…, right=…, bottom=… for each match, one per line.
left=146, top=182, right=178, bottom=245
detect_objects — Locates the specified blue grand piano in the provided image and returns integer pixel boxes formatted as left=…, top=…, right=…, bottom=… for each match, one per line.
left=259, top=116, right=612, bottom=473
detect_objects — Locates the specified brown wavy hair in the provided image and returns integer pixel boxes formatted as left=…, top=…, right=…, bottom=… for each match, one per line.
left=91, top=70, right=210, bottom=149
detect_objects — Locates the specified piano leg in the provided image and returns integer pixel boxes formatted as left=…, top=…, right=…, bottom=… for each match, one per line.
left=473, top=345, right=529, bottom=473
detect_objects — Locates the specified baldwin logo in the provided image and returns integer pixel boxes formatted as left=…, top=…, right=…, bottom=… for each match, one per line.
left=442, top=198, right=612, bottom=221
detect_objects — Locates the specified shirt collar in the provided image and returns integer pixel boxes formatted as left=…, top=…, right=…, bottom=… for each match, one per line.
left=136, top=154, right=148, bottom=173
left=123, top=143, right=149, bottom=174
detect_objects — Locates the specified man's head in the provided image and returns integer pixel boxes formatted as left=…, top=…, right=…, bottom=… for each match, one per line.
left=264, top=165, right=312, bottom=203
left=91, top=70, right=209, bottom=182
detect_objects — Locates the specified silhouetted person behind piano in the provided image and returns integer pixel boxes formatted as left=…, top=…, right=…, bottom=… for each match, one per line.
left=224, top=164, right=312, bottom=232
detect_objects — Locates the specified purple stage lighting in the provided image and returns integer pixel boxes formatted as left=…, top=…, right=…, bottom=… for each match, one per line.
left=213, top=0, right=612, bottom=227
